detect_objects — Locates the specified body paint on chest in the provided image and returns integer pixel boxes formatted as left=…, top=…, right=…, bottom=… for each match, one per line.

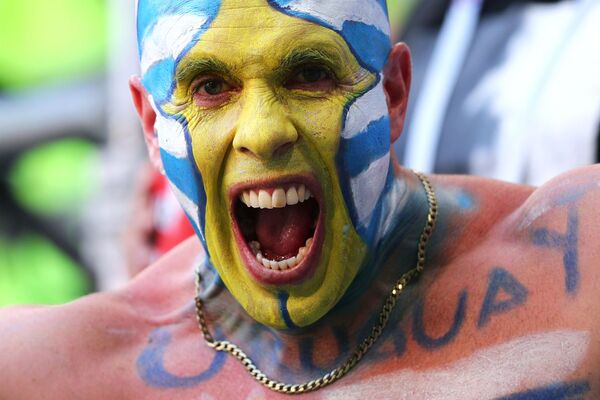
left=323, top=330, right=590, bottom=400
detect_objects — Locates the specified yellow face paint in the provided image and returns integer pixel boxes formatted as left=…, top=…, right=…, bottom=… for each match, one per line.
left=169, top=0, right=376, bottom=329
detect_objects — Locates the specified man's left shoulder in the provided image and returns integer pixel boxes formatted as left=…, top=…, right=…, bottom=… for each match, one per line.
left=517, top=164, right=600, bottom=226
left=513, top=165, right=600, bottom=302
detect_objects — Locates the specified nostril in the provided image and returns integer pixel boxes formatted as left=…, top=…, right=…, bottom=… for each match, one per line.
left=237, top=141, right=296, bottom=159
left=239, top=147, right=253, bottom=156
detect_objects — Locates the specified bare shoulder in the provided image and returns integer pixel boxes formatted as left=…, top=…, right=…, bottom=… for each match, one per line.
left=0, top=290, right=137, bottom=398
left=124, top=236, right=204, bottom=309
left=438, top=165, right=600, bottom=282
left=516, top=164, right=600, bottom=223
left=0, top=237, right=204, bottom=399
left=514, top=164, right=600, bottom=294
left=432, top=164, right=600, bottom=232
left=423, top=167, right=600, bottom=382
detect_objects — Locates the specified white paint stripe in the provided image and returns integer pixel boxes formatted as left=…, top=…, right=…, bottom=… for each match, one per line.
left=377, top=177, right=408, bottom=241
left=141, top=14, right=209, bottom=75
left=155, top=113, right=189, bottom=158
left=350, top=152, right=390, bottom=227
left=284, top=0, right=390, bottom=36
left=168, top=181, right=202, bottom=240
left=342, top=78, right=388, bottom=139
left=325, top=330, right=590, bottom=400
left=149, top=96, right=188, bottom=158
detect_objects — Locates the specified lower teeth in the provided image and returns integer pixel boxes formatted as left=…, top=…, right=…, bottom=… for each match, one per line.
left=250, top=238, right=313, bottom=271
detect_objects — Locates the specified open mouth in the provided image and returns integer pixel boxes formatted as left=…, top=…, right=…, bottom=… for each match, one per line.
left=230, top=176, right=324, bottom=285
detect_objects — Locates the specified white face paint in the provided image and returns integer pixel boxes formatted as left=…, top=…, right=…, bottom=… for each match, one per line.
left=150, top=97, right=189, bottom=159
left=141, top=14, right=210, bottom=75
left=149, top=95, right=202, bottom=235
left=342, top=78, right=389, bottom=140
left=169, top=181, right=202, bottom=240
left=283, top=0, right=390, bottom=36
left=377, top=175, right=409, bottom=240
left=350, top=152, right=390, bottom=228
left=325, top=330, right=590, bottom=400
left=340, top=74, right=393, bottom=242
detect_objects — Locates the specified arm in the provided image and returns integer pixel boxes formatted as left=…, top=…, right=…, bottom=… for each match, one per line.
left=0, top=294, right=137, bottom=399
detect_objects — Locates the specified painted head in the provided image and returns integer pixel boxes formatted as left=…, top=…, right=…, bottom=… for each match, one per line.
left=131, top=0, right=411, bottom=329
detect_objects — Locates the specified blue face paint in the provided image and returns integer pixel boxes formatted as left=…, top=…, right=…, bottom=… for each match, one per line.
left=137, top=0, right=223, bottom=254
left=138, top=1, right=222, bottom=104
left=137, top=0, right=396, bottom=315
left=268, top=0, right=394, bottom=248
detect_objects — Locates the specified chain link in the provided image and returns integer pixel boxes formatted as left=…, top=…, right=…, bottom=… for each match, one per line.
left=195, top=172, right=438, bottom=395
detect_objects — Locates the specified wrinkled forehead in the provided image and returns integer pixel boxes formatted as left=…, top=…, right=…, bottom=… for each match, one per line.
left=137, top=0, right=391, bottom=104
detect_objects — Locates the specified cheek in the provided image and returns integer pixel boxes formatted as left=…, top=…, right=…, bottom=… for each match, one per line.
left=187, top=108, right=239, bottom=184
left=288, top=98, right=346, bottom=156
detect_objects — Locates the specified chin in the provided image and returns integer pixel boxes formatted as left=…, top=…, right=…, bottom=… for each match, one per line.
left=203, top=171, right=368, bottom=329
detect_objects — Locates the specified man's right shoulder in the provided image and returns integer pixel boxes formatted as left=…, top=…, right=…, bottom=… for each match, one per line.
left=0, top=290, right=138, bottom=398
left=0, top=237, right=204, bottom=398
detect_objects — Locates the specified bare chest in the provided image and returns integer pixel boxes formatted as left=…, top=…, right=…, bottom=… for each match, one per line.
left=115, top=247, right=598, bottom=400
left=89, top=206, right=599, bottom=400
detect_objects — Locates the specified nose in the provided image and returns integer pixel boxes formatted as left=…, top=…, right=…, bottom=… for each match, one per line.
left=233, top=83, right=298, bottom=160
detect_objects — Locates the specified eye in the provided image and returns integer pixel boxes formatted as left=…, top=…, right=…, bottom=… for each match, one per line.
left=286, top=66, right=335, bottom=91
left=195, top=78, right=231, bottom=96
left=296, top=67, right=328, bottom=83
left=192, top=77, right=236, bottom=107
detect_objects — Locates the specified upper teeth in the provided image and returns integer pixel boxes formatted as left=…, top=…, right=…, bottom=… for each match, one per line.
left=240, top=185, right=312, bottom=209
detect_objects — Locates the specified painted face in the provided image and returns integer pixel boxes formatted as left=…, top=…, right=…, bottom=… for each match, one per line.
left=137, top=0, right=393, bottom=328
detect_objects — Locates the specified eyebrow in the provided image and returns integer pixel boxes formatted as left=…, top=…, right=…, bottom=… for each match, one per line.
left=176, top=57, right=232, bottom=83
left=278, top=47, right=343, bottom=77
left=175, top=46, right=347, bottom=85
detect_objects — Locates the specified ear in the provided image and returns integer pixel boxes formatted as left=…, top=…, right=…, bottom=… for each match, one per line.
left=129, top=76, right=164, bottom=173
left=383, top=43, right=412, bottom=143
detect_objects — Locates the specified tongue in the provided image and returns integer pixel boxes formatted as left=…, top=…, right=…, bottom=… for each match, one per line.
left=255, top=202, right=313, bottom=260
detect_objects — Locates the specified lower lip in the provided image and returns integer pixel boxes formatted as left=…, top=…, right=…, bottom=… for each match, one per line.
left=230, top=181, right=325, bottom=286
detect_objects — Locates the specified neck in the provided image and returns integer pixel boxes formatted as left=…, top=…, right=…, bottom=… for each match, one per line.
left=198, top=167, right=433, bottom=383
left=340, top=168, right=432, bottom=305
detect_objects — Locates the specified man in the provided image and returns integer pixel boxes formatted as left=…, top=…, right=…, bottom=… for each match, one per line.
left=1, top=0, right=599, bottom=398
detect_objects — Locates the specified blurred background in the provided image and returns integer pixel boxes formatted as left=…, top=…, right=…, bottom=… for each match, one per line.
left=0, top=0, right=598, bottom=306
left=0, top=0, right=141, bottom=305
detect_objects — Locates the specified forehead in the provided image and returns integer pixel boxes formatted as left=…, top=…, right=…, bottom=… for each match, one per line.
left=178, top=3, right=356, bottom=76
left=137, top=0, right=390, bottom=102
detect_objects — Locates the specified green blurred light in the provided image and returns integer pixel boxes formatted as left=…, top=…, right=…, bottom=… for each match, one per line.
left=8, top=138, right=98, bottom=216
left=0, top=234, right=90, bottom=306
left=0, top=0, right=107, bottom=90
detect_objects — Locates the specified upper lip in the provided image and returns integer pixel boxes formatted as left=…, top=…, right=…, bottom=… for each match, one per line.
left=228, top=174, right=323, bottom=208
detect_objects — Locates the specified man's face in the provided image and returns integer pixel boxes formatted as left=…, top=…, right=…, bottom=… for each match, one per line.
left=138, top=0, right=393, bottom=328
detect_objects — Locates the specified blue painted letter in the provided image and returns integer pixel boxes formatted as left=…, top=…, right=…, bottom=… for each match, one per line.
left=412, top=290, right=467, bottom=349
left=478, top=267, right=529, bottom=328
left=532, top=207, right=579, bottom=295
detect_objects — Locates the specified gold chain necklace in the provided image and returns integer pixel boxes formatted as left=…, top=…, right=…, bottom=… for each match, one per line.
left=195, top=172, right=438, bottom=395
